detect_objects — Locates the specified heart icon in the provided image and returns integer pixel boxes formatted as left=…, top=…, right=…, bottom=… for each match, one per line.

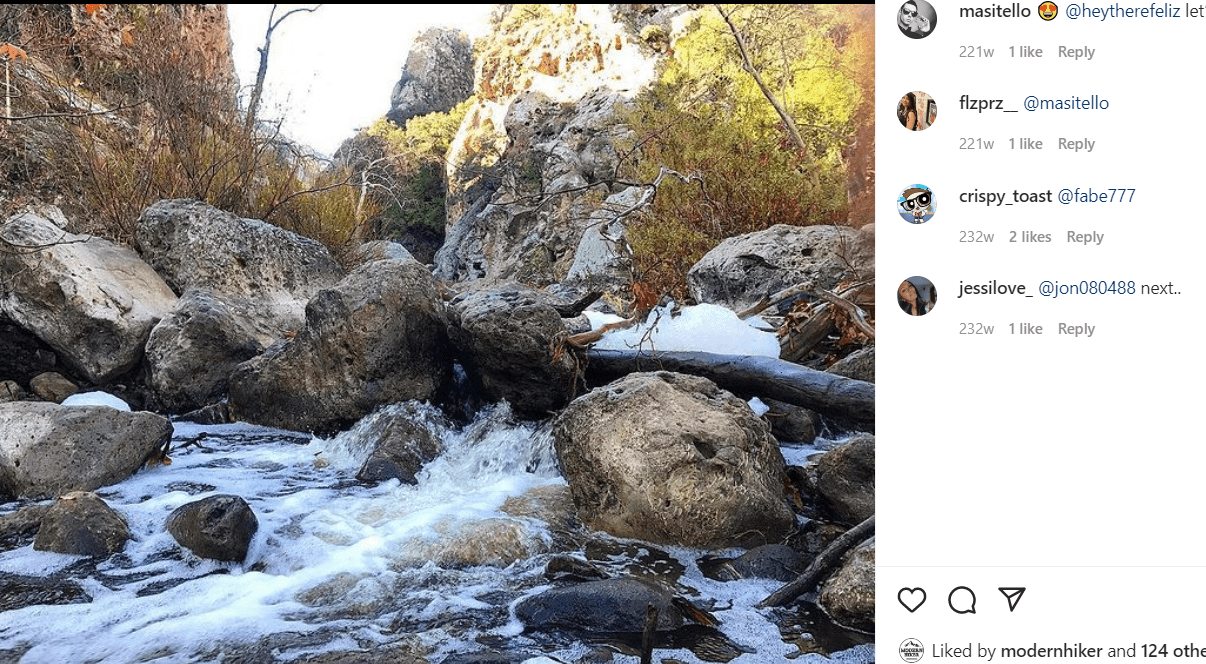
left=898, top=587, right=926, bottom=613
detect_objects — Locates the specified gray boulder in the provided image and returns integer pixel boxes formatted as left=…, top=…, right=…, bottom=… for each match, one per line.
left=0, top=402, right=172, bottom=500
left=446, top=285, right=578, bottom=418
left=134, top=199, right=344, bottom=333
left=820, top=537, right=875, bottom=632
left=33, top=492, right=130, bottom=557
left=807, top=435, right=875, bottom=526
left=166, top=494, right=258, bottom=562
left=515, top=578, right=682, bottom=633
left=0, top=206, right=177, bottom=383
left=386, top=27, right=474, bottom=126
left=687, top=224, right=874, bottom=312
left=143, top=289, right=276, bottom=413
left=553, top=372, right=795, bottom=549
left=228, top=259, right=450, bottom=433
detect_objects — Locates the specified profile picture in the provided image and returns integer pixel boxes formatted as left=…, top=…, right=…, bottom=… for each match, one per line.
left=898, top=184, right=935, bottom=224
left=897, top=0, right=937, bottom=38
left=898, top=276, right=936, bottom=316
left=898, top=91, right=937, bottom=131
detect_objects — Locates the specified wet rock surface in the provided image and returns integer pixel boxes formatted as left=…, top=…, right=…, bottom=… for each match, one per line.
left=166, top=494, right=258, bottom=562
left=515, top=577, right=683, bottom=633
left=33, top=492, right=130, bottom=557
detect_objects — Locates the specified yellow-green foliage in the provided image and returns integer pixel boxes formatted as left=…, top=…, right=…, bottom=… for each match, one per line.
left=622, top=4, right=863, bottom=299
left=367, top=98, right=473, bottom=165
left=364, top=99, right=473, bottom=232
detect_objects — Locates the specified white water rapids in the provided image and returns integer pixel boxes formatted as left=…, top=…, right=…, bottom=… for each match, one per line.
left=0, top=401, right=873, bottom=663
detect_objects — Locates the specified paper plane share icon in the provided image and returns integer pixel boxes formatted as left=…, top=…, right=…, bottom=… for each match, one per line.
left=999, top=587, right=1026, bottom=612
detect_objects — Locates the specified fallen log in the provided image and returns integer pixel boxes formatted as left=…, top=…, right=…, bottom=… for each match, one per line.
left=583, top=349, right=874, bottom=432
left=758, top=515, right=875, bottom=608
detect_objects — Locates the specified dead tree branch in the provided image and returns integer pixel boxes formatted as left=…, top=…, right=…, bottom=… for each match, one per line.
left=758, top=515, right=875, bottom=608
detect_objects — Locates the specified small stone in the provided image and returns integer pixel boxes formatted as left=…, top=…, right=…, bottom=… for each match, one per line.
left=30, top=372, right=78, bottom=403
left=33, top=492, right=130, bottom=557
left=166, top=494, right=258, bottom=562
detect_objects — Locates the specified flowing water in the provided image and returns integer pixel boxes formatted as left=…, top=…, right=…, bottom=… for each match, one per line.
left=0, top=402, right=873, bottom=663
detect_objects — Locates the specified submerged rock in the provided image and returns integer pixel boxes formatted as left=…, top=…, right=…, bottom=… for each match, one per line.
left=553, top=371, right=795, bottom=549
left=355, top=410, right=444, bottom=485
left=0, top=576, right=92, bottom=612
left=228, top=259, right=450, bottom=433
left=0, top=402, right=172, bottom=500
left=0, top=206, right=177, bottom=383
left=515, top=578, right=683, bottom=633
left=166, top=494, right=258, bottom=563
left=33, top=492, right=131, bottom=557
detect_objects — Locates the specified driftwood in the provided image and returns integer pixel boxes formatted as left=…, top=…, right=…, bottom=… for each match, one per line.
left=583, top=349, right=874, bottom=431
left=758, top=515, right=875, bottom=608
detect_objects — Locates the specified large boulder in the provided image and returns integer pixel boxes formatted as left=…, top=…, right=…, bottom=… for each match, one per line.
left=0, top=402, right=172, bottom=500
left=553, top=372, right=795, bottom=549
left=807, top=435, right=875, bottom=526
left=446, top=286, right=578, bottom=418
left=515, top=578, right=683, bottom=633
left=687, top=224, right=874, bottom=312
left=143, top=289, right=277, bottom=413
left=134, top=199, right=344, bottom=333
left=0, top=206, right=178, bottom=383
left=33, top=492, right=131, bottom=557
left=166, top=494, right=258, bottom=562
left=228, top=259, right=450, bottom=433
left=386, top=27, right=474, bottom=126
left=820, top=537, right=875, bottom=632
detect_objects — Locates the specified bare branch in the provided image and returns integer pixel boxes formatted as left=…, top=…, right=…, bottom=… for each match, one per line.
left=714, top=4, right=808, bottom=157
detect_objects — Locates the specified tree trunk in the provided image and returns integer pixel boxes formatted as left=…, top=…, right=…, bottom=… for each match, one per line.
left=583, top=349, right=874, bottom=432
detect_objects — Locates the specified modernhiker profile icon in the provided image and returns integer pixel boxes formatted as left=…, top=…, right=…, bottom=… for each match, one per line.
left=900, top=638, right=925, bottom=662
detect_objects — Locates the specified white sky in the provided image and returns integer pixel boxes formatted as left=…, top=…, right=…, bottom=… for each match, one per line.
left=226, top=4, right=494, bottom=157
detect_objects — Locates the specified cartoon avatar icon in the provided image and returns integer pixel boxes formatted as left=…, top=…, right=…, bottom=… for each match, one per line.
left=899, top=186, right=934, bottom=224
left=1039, top=2, right=1058, bottom=20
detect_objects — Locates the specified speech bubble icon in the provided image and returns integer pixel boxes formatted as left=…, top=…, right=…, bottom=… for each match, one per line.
left=948, top=586, right=977, bottom=614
